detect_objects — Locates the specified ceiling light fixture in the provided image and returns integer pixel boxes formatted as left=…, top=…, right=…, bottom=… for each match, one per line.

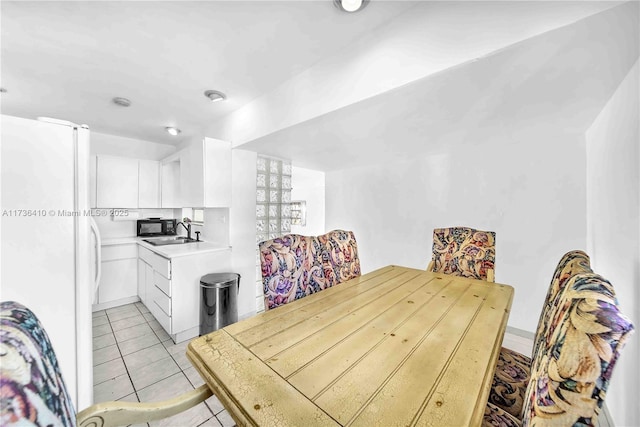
left=204, top=90, right=227, bottom=102
left=165, top=127, right=181, bottom=136
left=113, top=97, right=132, bottom=107
left=334, top=0, right=368, bottom=13
left=0, top=87, right=7, bottom=93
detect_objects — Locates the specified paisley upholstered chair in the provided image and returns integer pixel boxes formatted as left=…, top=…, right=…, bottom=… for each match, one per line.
left=0, top=301, right=212, bottom=427
left=427, top=226, right=496, bottom=282
left=484, top=270, right=634, bottom=427
left=259, top=230, right=360, bottom=311
left=316, top=229, right=361, bottom=287
left=259, top=233, right=322, bottom=311
left=531, top=250, right=592, bottom=361
left=489, top=250, right=593, bottom=418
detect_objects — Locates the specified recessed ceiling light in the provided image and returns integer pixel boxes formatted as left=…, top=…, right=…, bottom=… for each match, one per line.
left=0, top=87, right=7, bottom=93
left=165, top=127, right=181, bottom=136
left=334, top=0, right=368, bottom=13
left=113, top=97, right=132, bottom=107
left=204, top=90, right=227, bottom=102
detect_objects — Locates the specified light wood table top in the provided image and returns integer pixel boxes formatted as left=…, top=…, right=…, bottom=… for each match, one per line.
left=187, top=265, right=514, bottom=427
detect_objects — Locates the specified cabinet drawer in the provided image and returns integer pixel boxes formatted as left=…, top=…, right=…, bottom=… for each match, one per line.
left=102, top=243, right=138, bottom=261
left=139, top=246, right=171, bottom=279
left=152, top=285, right=171, bottom=317
left=148, top=296, right=171, bottom=334
left=153, top=271, right=171, bottom=297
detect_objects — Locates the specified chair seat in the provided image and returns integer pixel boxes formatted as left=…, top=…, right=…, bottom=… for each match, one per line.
left=488, top=347, right=531, bottom=419
left=483, top=402, right=523, bottom=427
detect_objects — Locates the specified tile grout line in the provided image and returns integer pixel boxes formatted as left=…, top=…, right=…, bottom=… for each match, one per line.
left=112, top=304, right=142, bottom=402
left=94, top=303, right=229, bottom=426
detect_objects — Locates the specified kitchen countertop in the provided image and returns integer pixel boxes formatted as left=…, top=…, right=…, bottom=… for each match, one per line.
left=137, top=239, right=231, bottom=259
left=102, top=236, right=231, bottom=259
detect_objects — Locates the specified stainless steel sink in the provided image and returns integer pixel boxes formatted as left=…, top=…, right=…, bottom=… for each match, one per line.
left=143, top=236, right=199, bottom=246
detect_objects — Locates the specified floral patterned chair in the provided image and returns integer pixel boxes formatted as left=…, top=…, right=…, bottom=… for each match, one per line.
left=483, top=271, right=634, bottom=427
left=0, top=301, right=212, bottom=427
left=259, top=234, right=321, bottom=310
left=531, top=250, right=592, bottom=362
left=427, top=226, right=496, bottom=282
left=488, top=250, right=593, bottom=418
left=259, top=230, right=360, bottom=311
left=316, top=229, right=361, bottom=287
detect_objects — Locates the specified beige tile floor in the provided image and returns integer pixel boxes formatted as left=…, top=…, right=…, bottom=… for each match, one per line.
left=92, top=302, right=235, bottom=427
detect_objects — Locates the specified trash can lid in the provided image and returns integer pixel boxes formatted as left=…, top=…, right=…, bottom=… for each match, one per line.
left=200, top=272, right=241, bottom=288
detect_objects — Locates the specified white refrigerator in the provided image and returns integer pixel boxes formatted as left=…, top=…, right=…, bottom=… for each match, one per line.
left=1, top=114, right=97, bottom=410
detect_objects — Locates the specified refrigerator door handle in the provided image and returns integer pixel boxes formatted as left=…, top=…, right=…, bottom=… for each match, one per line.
left=89, top=217, right=101, bottom=297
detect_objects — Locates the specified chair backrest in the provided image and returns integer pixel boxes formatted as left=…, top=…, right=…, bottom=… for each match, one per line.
left=430, top=226, right=496, bottom=281
left=522, top=273, right=634, bottom=426
left=0, top=301, right=77, bottom=427
left=316, top=229, right=361, bottom=287
left=531, top=250, right=592, bottom=360
left=259, top=230, right=360, bottom=311
left=259, top=234, right=320, bottom=311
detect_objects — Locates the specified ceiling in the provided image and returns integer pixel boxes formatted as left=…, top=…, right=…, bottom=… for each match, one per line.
left=240, top=1, right=639, bottom=170
left=1, top=0, right=414, bottom=144
left=1, top=1, right=636, bottom=163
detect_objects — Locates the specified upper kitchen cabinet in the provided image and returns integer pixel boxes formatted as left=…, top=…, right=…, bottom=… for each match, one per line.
left=138, top=160, right=160, bottom=208
left=160, top=153, right=181, bottom=208
left=202, top=138, right=232, bottom=207
left=96, top=156, right=138, bottom=208
left=163, top=138, right=231, bottom=208
left=94, top=156, right=161, bottom=208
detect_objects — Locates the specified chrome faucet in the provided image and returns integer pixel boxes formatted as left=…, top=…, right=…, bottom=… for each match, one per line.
left=177, top=221, right=192, bottom=240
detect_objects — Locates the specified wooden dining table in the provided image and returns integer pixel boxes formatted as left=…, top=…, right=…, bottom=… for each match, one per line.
left=187, top=265, right=514, bottom=427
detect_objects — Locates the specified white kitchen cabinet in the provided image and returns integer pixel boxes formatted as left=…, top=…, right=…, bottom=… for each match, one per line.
left=139, top=246, right=172, bottom=333
left=161, top=159, right=181, bottom=208
left=137, top=258, right=154, bottom=306
left=179, top=142, right=203, bottom=208
left=162, top=137, right=231, bottom=208
left=203, top=137, right=231, bottom=207
left=138, top=160, right=160, bottom=208
left=138, top=245, right=232, bottom=343
left=94, top=243, right=138, bottom=310
left=96, top=156, right=139, bottom=208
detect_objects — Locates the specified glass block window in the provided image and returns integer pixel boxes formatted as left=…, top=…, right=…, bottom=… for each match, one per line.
left=255, top=156, right=292, bottom=312
left=291, top=201, right=306, bottom=226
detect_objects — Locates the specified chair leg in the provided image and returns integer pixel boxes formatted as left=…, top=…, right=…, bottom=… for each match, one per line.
left=427, top=260, right=435, bottom=272
left=77, top=384, right=213, bottom=427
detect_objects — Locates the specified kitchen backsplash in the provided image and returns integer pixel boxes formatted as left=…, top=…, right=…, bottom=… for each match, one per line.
left=96, top=208, right=229, bottom=247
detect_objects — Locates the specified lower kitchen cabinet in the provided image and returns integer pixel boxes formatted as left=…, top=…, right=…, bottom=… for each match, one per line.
left=138, top=246, right=231, bottom=343
left=137, top=259, right=153, bottom=306
left=94, top=243, right=138, bottom=310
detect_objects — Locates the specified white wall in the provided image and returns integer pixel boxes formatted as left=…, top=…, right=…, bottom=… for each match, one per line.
left=192, top=208, right=230, bottom=246
left=91, top=132, right=176, bottom=160
left=325, top=136, right=586, bottom=333
left=586, top=61, right=639, bottom=427
left=291, top=166, right=325, bottom=236
left=229, top=149, right=258, bottom=319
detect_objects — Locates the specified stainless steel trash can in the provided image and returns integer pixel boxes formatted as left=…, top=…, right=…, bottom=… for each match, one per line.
left=199, top=272, right=240, bottom=335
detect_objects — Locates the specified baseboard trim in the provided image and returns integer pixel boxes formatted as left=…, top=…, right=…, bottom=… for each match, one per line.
left=505, top=325, right=535, bottom=340
left=92, top=296, right=140, bottom=312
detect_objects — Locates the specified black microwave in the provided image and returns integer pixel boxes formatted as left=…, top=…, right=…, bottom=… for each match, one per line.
left=137, top=219, right=177, bottom=237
